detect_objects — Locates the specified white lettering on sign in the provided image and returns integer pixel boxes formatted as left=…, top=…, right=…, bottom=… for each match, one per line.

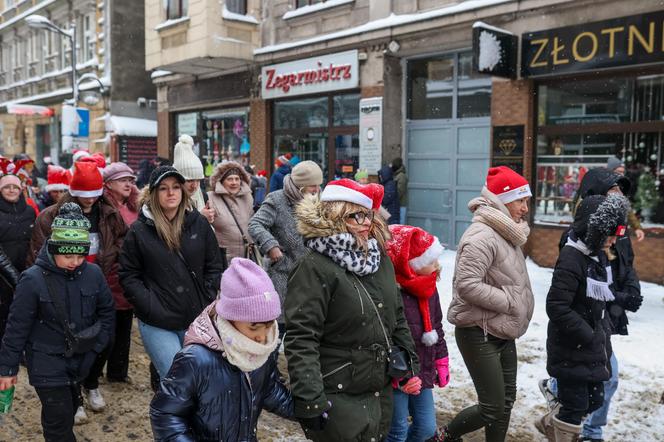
left=261, top=50, right=359, bottom=99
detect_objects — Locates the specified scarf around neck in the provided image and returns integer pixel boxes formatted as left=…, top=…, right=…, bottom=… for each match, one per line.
left=473, top=203, right=530, bottom=247
left=564, top=236, right=615, bottom=302
left=307, top=233, right=381, bottom=276
left=213, top=316, right=279, bottom=373
left=282, top=174, right=303, bottom=205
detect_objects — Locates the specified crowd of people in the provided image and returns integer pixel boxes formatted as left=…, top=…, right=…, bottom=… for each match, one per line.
left=0, top=144, right=644, bottom=442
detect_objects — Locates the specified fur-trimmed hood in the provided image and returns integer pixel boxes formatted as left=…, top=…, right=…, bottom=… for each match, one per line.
left=295, top=195, right=346, bottom=239
left=209, top=161, right=251, bottom=191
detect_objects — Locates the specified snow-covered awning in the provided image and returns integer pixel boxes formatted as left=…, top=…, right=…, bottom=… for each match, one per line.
left=106, top=115, right=157, bottom=137
left=6, top=104, right=54, bottom=116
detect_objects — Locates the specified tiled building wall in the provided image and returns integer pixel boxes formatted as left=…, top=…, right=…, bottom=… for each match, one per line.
left=249, top=98, right=270, bottom=173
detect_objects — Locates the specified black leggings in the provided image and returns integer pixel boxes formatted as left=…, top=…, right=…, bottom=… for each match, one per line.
left=446, top=326, right=517, bottom=442
left=35, top=384, right=80, bottom=442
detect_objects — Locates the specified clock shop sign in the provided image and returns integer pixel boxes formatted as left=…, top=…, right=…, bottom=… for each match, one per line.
left=522, top=11, right=664, bottom=77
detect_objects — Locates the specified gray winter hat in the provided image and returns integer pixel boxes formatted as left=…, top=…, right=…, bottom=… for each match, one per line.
left=607, top=157, right=625, bottom=171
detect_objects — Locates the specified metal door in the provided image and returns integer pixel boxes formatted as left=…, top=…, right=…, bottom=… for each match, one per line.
left=406, top=119, right=490, bottom=248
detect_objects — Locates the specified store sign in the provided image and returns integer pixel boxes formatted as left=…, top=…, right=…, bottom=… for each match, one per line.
left=492, top=125, right=524, bottom=175
left=522, top=11, right=664, bottom=77
left=177, top=112, right=198, bottom=136
left=358, top=97, right=382, bottom=174
left=261, top=50, right=359, bottom=99
left=61, top=106, right=90, bottom=153
left=472, top=22, right=518, bottom=78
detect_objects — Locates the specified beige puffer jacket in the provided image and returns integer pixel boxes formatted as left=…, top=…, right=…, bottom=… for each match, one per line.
left=447, top=187, right=534, bottom=340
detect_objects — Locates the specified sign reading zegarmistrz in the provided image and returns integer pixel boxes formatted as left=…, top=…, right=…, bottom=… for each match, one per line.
left=521, top=11, right=664, bottom=77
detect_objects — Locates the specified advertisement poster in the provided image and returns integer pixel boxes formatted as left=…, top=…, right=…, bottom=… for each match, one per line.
left=358, top=97, right=383, bottom=174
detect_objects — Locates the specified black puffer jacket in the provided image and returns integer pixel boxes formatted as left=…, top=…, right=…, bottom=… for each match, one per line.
left=119, top=207, right=223, bottom=330
left=0, top=246, right=19, bottom=288
left=150, top=305, right=293, bottom=442
left=0, top=247, right=115, bottom=387
left=0, top=194, right=36, bottom=271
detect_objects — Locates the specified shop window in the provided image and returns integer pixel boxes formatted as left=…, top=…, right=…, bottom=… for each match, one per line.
left=198, top=108, right=249, bottom=164
left=535, top=75, right=664, bottom=225
left=407, top=52, right=491, bottom=120
left=166, top=0, right=188, bottom=19
left=273, top=93, right=360, bottom=182
left=296, top=0, right=324, bottom=7
left=226, top=0, right=247, bottom=14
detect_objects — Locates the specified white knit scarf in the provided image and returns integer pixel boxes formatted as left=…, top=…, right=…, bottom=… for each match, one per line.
left=564, top=237, right=615, bottom=302
left=213, top=317, right=279, bottom=372
left=307, top=233, right=381, bottom=276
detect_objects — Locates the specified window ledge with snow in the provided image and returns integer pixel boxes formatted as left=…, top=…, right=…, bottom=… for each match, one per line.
left=222, top=5, right=258, bottom=25
left=283, top=0, right=354, bottom=20
left=155, top=16, right=190, bottom=32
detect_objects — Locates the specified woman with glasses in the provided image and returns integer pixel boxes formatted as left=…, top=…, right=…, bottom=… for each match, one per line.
left=248, top=161, right=323, bottom=337
left=284, top=179, right=419, bottom=442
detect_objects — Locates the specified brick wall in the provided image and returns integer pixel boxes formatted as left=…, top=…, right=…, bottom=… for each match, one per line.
left=526, top=225, right=664, bottom=285
left=250, top=98, right=270, bottom=173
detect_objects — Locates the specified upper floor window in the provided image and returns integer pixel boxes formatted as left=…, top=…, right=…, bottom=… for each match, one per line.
left=81, top=14, right=96, bottom=61
left=166, top=0, right=188, bottom=19
left=226, top=0, right=246, bottom=14
left=296, top=0, right=324, bottom=6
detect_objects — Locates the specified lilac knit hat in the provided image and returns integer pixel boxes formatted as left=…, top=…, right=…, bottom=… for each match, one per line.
left=216, top=258, right=281, bottom=322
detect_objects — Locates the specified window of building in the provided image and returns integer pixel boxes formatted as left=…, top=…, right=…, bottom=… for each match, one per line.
left=407, top=51, right=491, bottom=120
left=273, top=92, right=360, bottom=182
left=81, top=14, right=95, bottom=61
left=166, top=0, right=188, bottom=19
left=296, top=0, right=324, bottom=7
left=226, top=0, right=246, bottom=14
left=535, top=73, right=664, bottom=225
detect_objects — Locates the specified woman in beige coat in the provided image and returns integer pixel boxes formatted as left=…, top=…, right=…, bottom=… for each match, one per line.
left=208, top=162, right=254, bottom=264
left=443, top=166, right=535, bottom=442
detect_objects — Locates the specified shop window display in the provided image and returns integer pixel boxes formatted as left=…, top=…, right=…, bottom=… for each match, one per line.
left=535, top=75, right=664, bottom=225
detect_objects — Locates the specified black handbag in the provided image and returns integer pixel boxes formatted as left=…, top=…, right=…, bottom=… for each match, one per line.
left=353, top=276, right=412, bottom=379
left=43, top=272, right=101, bottom=358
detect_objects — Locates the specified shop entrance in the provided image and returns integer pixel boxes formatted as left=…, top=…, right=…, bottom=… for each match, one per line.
left=406, top=120, right=490, bottom=247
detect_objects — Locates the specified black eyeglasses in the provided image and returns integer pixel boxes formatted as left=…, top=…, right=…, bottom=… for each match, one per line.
left=347, top=211, right=373, bottom=224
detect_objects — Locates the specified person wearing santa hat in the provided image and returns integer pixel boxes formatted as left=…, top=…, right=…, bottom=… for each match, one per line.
left=0, top=161, right=37, bottom=343
left=284, top=178, right=419, bottom=442
left=37, top=165, right=72, bottom=210
left=28, top=160, right=127, bottom=423
left=269, top=153, right=292, bottom=193
left=443, top=166, right=535, bottom=442
left=385, top=225, right=449, bottom=442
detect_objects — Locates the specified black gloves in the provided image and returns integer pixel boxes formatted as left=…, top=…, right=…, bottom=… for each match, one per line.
left=613, top=291, right=643, bottom=312
left=298, top=414, right=328, bottom=432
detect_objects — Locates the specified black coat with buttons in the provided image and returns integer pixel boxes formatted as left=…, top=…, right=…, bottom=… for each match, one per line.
left=0, top=246, right=115, bottom=387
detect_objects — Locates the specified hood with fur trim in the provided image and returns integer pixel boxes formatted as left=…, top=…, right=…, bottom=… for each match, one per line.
left=295, top=195, right=346, bottom=239
left=209, top=161, right=251, bottom=191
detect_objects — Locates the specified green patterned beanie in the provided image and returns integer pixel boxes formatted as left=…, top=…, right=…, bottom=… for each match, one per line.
left=47, top=202, right=91, bottom=256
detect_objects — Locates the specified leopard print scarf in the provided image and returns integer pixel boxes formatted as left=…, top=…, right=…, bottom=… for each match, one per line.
left=307, top=233, right=381, bottom=276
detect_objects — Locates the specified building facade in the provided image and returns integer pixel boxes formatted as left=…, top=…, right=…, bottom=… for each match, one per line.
left=0, top=0, right=156, bottom=170
left=148, top=0, right=664, bottom=283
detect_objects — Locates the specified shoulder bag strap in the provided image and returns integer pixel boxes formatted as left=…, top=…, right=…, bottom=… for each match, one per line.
left=353, top=275, right=392, bottom=350
left=220, top=195, right=249, bottom=245
left=174, top=249, right=208, bottom=298
left=41, top=271, right=74, bottom=340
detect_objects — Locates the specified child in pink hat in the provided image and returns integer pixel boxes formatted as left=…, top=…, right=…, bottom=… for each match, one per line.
left=150, top=258, right=293, bottom=440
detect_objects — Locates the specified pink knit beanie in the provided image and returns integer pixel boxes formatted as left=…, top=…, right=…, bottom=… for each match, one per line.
left=216, top=258, right=281, bottom=322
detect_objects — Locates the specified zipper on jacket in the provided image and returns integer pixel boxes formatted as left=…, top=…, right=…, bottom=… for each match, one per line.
left=482, top=311, right=488, bottom=342
left=322, top=362, right=353, bottom=379
left=244, top=372, right=255, bottom=436
left=352, top=281, right=365, bottom=315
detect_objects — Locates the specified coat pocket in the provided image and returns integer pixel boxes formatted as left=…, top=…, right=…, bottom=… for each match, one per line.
left=322, top=361, right=354, bottom=393
left=81, top=289, right=98, bottom=317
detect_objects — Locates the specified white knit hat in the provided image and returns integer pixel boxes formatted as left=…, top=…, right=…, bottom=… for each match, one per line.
left=173, top=135, right=204, bottom=180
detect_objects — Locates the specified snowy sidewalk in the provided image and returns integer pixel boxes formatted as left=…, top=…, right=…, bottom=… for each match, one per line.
left=435, top=250, right=664, bottom=441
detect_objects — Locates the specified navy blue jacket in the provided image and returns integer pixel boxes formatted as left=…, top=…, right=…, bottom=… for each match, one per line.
left=0, top=247, right=115, bottom=387
left=378, top=165, right=400, bottom=224
left=150, top=344, right=293, bottom=441
left=269, top=165, right=291, bottom=193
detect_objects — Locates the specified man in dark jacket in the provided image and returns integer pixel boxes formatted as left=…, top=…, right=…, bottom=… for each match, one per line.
left=269, top=154, right=292, bottom=193
left=0, top=202, right=115, bottom=442
left=378, top=164, right=400, bottom=224
left=392, top=157, right=408, bottom=224
left=542, top=194, right=630, bottom=441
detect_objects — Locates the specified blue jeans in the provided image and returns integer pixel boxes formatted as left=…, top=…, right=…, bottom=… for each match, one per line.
left=386, top=388, right=437, bottom=442
left=582, top=352, right=619, bottom=439
left=550, top=352, right=619, bottom=438
left=400, top=206, right=407, bottom=225
left=138, top=320, right=186, bottom=378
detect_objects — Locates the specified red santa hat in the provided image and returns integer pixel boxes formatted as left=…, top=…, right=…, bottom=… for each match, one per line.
left=0, top=158, right=32, bottom=188
left=72, top=149, right=90, bottom=163
left=275, top=153, right=292, bottom=168
left=69, top=161, right=103, bottom=197
left=386, top=224, right=444, bottom=347
left=80, top=152, right=106, bottom=169
left=45, top=165, right=72, bottom=192
left=485, top=166, right=532, bottom=204
left=320, top=178, right=384, bottom=210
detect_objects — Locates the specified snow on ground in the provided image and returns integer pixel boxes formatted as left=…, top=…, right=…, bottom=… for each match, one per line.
left=434, top=250, right=664, bottom=441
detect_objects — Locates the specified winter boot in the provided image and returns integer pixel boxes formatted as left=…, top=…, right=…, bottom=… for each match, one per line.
left=534, top=402, right=560, bottom=441
left=74, top=406, right=88, bottom=425
left=85, top=388, right=106, bottom=412
left=438, top=426, right=463, bottom=442
left=552, top=416, right=582, bottom=442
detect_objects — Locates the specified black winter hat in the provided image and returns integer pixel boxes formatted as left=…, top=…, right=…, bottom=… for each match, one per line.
left=572, top=194, right=629, bottom=252
left=149, top=165, right=185, bottom=191
left=577, top=168, right=631, bottom=199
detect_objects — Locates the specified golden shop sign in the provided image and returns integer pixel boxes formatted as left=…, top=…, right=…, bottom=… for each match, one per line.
left=521, top=11, right=664, bottom=77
